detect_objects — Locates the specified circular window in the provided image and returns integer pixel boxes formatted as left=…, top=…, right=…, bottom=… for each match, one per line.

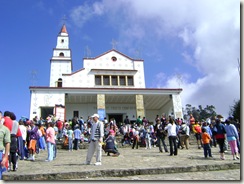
left=111, top=56, right=117, bottom=62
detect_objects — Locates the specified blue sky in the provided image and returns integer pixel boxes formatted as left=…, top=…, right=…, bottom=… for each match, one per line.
left=0, top=0, right=240, bottom=120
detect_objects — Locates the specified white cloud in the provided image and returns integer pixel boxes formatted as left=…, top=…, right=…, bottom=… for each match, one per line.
left=126, top=0, right=240, bottom=117
left=92, top=2, right=104, bottom=15
left=69, top=0, right=240, bottom=117
left=70, top=4, right=93, bottom=28
left=70, top=2, right=105, bottom=28
left=178, top=27, right=194, bottom=47
left=162, top=71, right=240, bottom=118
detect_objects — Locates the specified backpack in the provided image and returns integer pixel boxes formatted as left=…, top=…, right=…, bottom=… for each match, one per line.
left=10, top=120, right=19, bottom=153
left=10, top=134, right=18, bottom=153
left=180, top=127, right=186, bottom=134
left=157, top=124, right=166, bottom=136
left=195, top=125, right=202, bottom=133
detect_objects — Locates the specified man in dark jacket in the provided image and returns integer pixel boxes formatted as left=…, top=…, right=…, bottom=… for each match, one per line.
left=155, top=119, right=168, bottom=153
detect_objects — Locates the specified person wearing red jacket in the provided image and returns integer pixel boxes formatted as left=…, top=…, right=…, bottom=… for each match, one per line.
left=3, top=111, right=12, bottom=131
left=56, top=120, right=63, bottom=141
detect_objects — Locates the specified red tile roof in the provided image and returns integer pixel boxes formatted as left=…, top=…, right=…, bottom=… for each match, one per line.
left=60, top=24, right=68, bottom=34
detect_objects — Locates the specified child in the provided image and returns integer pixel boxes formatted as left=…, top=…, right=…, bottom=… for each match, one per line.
left=62, top=123, right=69, bottom=147
left=151, top=132, right=157, bottom=147
left=67, top=126, right=74, bottom=152
left=144, top=125, right=151, bottom=149
left=201, top=128, right=212, bottom=158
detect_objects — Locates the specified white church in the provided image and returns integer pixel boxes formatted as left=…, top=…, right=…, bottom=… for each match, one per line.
left=29, top=24, right=183, bottom=123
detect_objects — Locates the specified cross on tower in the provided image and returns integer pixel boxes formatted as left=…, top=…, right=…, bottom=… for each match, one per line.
left=30, top=70, right=38, bottom=86
left=110, top=39, right=118, bottom=49
left=135, top=48, right=142, bottom=59
left=176, top=73, right=183, bottom=87
left=62, top=15, right=67, bottom=24
left=84, top=45, right=91, bottom=58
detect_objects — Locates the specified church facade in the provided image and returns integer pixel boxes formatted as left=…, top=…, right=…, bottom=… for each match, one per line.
left=29, top=24, right=183, bottom=123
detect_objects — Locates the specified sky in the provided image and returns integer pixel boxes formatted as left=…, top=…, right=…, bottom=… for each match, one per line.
left=0, top=0, right=241, bottom=120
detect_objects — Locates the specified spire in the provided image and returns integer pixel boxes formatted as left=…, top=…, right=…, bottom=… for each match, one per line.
left=59, top=24, right=68, bottom=35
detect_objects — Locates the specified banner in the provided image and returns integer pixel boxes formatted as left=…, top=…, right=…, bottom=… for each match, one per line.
left=54, top=104, right=65, bottom=121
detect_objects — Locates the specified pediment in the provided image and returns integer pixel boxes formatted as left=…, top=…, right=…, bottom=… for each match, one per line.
left=84, top=49, right=144, bottom=62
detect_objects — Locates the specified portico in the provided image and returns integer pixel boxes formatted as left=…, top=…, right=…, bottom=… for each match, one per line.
left=30, top=86, right=182, bottom=124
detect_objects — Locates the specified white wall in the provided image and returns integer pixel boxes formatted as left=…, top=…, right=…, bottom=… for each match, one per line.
left=62, top=50, right=145, bottom=88
left=50, top=60, right=72, bottom=87
left=29, top=91, right=65, bottom=119
left=65, top=103, right=96, bottom=120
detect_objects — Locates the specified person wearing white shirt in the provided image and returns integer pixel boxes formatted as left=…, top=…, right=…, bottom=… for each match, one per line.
left=165, top=119, right=178, bottom=156
left=18, top=120, right=27, bottom=160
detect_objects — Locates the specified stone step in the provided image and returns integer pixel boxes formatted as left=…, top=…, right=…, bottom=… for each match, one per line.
left=3, top=146, right=240, bottom=181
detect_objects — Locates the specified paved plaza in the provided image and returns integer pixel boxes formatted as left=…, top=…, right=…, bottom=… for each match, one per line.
left=2, top=143, right=240, bottom=181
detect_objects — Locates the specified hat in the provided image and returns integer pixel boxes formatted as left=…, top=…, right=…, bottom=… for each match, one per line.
left=228, top=116, right=234, bottom=120
left=26, top=120, right=31, bottom=125
left=91, top=113, right=99, bottom=118
left=217, top=114, right=223, bottom=118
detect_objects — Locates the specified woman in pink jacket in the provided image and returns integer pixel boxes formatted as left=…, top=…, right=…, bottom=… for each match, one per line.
left=45, top=122, right=55, bottom=162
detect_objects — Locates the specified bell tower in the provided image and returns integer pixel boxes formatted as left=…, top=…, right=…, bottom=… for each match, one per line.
left=49, top=24, right=72, bottom=87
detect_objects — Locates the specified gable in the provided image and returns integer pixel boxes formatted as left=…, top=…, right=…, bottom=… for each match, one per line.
left=83, top=49, right=144, bottom=71
left=85, top=49, right=143, bottom=61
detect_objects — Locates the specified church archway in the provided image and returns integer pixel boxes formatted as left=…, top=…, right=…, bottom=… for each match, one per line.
left=57, top=78, right=62, bottom=87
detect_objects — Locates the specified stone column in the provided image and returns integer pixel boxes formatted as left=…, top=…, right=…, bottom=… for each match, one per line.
left=97, top=94, right=106, bottom=120
left=135, top=94, right=145, bottom=118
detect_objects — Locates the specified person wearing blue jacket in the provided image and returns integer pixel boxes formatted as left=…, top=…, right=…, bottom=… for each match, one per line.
left=224, top=118, right=240, bottom=160
left=213, top=119, right=226, bottom=160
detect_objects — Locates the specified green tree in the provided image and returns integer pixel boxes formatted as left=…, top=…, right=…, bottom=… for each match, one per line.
left=183, top=104, right=217, bottom=121
left=229, top=99, right=240, bottom=121
left=199, top=105, right=217, bottom=121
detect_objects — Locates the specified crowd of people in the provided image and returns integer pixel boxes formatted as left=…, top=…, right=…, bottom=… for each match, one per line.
left=0, top=111, right=61, bottom=179
left=102, top=114, right=240, bottom=160
left=0, top=110, right=241, bottom=179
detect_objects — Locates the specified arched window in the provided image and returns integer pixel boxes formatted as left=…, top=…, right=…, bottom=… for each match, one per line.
left=57, top=78, right=62, bottom=87
left=59, top=52, right=64, bottom=57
